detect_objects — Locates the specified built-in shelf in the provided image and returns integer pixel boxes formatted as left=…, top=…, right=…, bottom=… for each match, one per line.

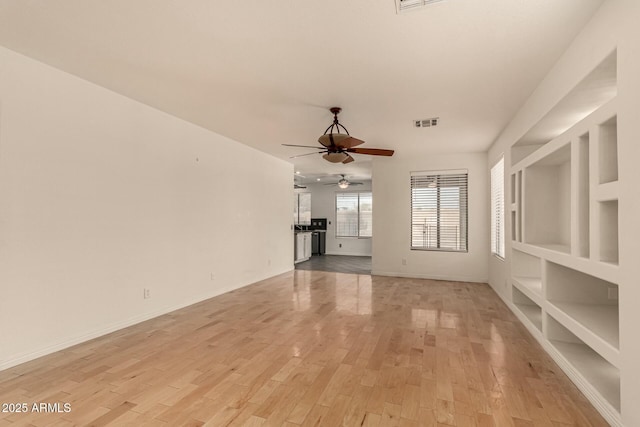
left=531, top=243, right=571, bottom=255
left=594, top=181, right=618, bottom=202
left=575, top=133, right=590, bottom=259
left=512, top=241, right=619, bottom=284
left=509, top=171, right=524, bottom=243
left=547, top=303, right=619, bottom=359
left=512, top=286, right=542, bottom=331
left=513, top=276, right=542, bottom=299
left=598, top=116, right=618, bottom=185
left=523, top=144, right=571, bottom=250
left=510, top=51, right=616, bottom=167
left=546, top=261, right=619, bottom=364
left=512, top=249, right=542, bottom=295
left=547, top=315, right=620, bottom=412
left=508, top=51, right=620, bottom=425
left=599, top=200, right=619, bottom=265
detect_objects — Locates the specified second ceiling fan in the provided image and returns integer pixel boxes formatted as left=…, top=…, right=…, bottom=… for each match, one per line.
left=325, top=174, right=363, bottom=189
left=283, top=107, right=394, bottom=164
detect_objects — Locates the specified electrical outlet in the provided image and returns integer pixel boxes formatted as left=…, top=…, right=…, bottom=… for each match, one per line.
left=608, top=286, right=619, bottom=300
left=402, top=258, right=407, bottom=266
left=143, top=288, right=151, bottom=299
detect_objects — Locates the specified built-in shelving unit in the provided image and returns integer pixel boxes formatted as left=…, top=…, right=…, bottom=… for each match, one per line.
left=512, top=286, right=542, bottom=331
left=507, top=52, right=621, bottom=426
left=523, top=143, right=572, bottom=252
left=547, top=315, right=620, bottom=411
left=512, top=249, right=542, bottom=300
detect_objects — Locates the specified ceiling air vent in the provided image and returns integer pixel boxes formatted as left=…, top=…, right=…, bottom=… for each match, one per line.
left=414, top=117, right=439, bottom=128
left=396, top=0, right=446, bottom=14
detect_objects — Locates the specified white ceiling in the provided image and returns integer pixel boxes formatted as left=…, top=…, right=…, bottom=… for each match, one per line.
left=0, top=0, right=604, bottom=180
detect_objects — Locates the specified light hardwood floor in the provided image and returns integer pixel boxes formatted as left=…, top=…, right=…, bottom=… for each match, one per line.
left=0, top=271, right=608, bottom=426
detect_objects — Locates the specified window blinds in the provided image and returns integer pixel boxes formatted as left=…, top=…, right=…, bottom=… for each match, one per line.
left=490, top=157, right=505, bottom=258
left=336, top=192, right=372, bottom=238
left=410, top=170, right=468, bottom=251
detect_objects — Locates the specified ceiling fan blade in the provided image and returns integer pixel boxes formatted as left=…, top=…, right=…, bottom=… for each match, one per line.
left=346, top=147, right=395, bottom=156
left=318, top=134, right=365, bottom=149
left=282, top=144, right=324, bottom=149
left=342, top=154, right=355, bottom=164
left=289, top=151, right=327, bottom=159
left=318, top=133, right=351, bottom=148
left=349, top=182, right=364, bottom=185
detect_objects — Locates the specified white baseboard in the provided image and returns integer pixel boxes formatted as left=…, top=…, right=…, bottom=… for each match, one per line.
left=0, top=268, right=291, bottom=372
left=371, top=270, right=487, bottom=284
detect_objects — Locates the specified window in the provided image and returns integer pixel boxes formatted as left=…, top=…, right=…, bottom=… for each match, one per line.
left=294, top=192, right=311, bottom=225
left=491, top=157, right=505, bottom=258
left=411, top=170, right=468, bottom=251
left=336, top=192, right=372, bottom=238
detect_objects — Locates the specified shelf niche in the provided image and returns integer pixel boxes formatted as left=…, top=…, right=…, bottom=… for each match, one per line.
left=576, top=133, right=590, bottom=258
left=547, top=315, right=620, bottom=411
left=599, top=200, right=619, bottom=264
left=512, top=286, right=542, bottom=331
left=546, top=261, right=619, bottom=350
left=524, top=144, right=571, bottom=253
left=509, top=50, right=616, bottom=167
left=512, top=249, right=542, bottom=296
left=598, top=116, right=618, bottom=184
left=515, top=171, right=522, bottom=242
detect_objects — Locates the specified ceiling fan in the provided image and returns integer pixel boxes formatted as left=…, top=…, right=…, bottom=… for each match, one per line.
left=293, top=173, right=307, bottom=189
left=283, top=107, right=395, bottom=164
left=325, top=174, right=363, bottom=189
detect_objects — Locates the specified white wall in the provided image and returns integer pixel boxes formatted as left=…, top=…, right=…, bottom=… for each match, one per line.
left=0, top=47, right=294, bottom=370
left=304, top=181, right=372, bottom=256
left=371, top=153, right=488, bottom=283
left=486, top=1, right=640, bottom=424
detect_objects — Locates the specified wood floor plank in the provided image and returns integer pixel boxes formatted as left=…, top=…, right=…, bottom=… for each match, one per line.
left=0, top=271, right=609, bottom=426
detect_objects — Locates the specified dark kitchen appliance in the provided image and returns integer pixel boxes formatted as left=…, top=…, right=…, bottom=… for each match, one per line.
left=310, top=218, right=327, bottom=230
left=310, top=218, right=327, bottom=255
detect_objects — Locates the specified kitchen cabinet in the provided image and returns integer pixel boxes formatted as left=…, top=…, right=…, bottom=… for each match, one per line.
left=294, top=232, right=312, bottom=263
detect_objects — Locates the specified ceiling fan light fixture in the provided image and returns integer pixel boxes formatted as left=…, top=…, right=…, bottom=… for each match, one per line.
left=338, top=180, right=350, bottom=189
left=318, top=133, right=350, bottom=148
left=318, top=108, right=366, bottom=150
left=323, top=152, right=349, bottom=163
left=282, top=107, right=394, bottom=164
